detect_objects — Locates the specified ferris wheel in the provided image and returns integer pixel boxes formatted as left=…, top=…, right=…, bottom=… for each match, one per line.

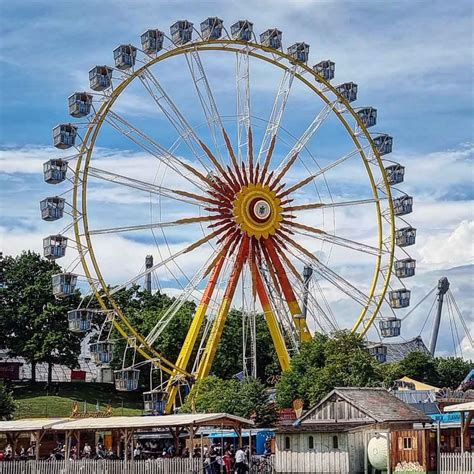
left=41, top=17, right=416, bottom=413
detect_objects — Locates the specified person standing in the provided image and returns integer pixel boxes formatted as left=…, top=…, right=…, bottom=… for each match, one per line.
left=234, top=447, right=247, bottom=473
left=83, top=442, right=91, bottom=459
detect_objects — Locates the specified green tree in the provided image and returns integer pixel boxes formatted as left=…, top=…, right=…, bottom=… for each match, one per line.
left=276, top=331, right=384, bottom=407
left=238, top=377, right=278, bottom=426
left=0, top=382, right=15, bottom=420
left=0, top=251, right=81, bottom=383
left=181, top=376, right=241, bottom=414
left=181, top=376, right=277, bottom=427
left=398, top=351, right=437, bottom=385
left=435, top=357, right=473, bottom=388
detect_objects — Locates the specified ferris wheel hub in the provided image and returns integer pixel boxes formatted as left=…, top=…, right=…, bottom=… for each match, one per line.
left=233, top=182, right=283, bottom=239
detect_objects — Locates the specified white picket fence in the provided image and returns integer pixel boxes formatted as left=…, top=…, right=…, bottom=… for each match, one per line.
left=0, top=458, right=203, bottom=474
left=440, top=452, right=474, bottom=474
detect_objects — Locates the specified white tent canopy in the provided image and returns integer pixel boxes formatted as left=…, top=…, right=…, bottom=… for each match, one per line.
left=0, top=418, right=69, bottom=433
left=50, top=413, right=254, bottom=431
left=444, top=401, right=474, bottom=412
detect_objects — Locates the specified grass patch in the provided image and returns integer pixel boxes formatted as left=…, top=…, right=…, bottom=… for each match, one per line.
left=12, top=382, right=143, bottom=419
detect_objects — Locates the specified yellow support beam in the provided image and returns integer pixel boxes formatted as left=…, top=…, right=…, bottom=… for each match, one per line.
left=195, top=237, right=249, bottom=380
left=165, top=257, right=225, bottom=413
left=254, top=268, right=291, bottom=371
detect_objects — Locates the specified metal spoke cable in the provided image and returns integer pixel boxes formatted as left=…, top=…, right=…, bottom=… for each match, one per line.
left=236, top=48, right=251, bottom=162
left=287, top=198, right=384, bottom=212
left=274, top=100, right=336, bottom=174
left=185, top=48, right=226, bottom=165
left=86, top=216, right=213, bottom=236
left=105, top=110, right=208, bottom=192
left=144, top=253, right=215, bottom=345
left=448, top=291, right=473, bottom=347
left=87, top=167, right=205, bottom=206
left=291, top=228, right=383, bottom=256
left=284, top=244, right=369, bottom=307
left=279, top=145, right=370, bottom=198
left=400, top=286, right=437, bottom=321
left=418, top=297, right=437, bottom=336
left=138, top=68, right=214, bottom=173
left=256, top=64, right=298, bottom=166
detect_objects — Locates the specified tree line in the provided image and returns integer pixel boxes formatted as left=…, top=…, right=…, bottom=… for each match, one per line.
left=0, top=251, right=471, bottom=422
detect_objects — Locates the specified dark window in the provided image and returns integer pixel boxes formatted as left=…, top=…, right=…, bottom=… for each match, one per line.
left=403, top=437, right=413, bottom=450
left=333, top=435, right=338, bottom=449
left=308, top=436, right=314, bottom=449
left=285, top=436, right=291, bottom=450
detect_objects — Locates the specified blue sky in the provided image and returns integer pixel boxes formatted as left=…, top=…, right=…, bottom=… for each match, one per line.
left=0, top=0, right=473, bottom=358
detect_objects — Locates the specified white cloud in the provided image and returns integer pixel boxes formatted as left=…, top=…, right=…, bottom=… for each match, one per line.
left=418, top=220, right=474, bottom=269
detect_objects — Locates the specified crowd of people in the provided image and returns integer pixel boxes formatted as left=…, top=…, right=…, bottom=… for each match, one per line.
left=0, top=439, right=273, bottom=472
left=0, top=443, right=36, bottom=461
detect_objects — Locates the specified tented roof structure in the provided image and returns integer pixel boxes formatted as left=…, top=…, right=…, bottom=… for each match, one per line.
left=50, top=413, right=254, bottom=431
left=0, top=418, right=69, bottom=432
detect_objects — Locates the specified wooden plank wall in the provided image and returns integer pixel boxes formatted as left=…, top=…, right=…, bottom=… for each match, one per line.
left=275, top=432, right=350, bottom=473
left=391, top=429, right=424, bottom=468
left=305, top=397, right=372, bottom=423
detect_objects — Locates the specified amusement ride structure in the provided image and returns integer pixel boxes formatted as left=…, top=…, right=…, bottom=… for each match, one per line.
left=41, top=18, right=422, bottom=413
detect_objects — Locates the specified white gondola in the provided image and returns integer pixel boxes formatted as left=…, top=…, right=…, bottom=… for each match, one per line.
left=373, top=134, right=393, bottom=155
left=357, top=107, right=377, bottom=128
left=114, top=369, right=140, bottom=392
left=230, top=20, right=253, bottom=41
left=394, top=258, right=416, bottom=278
left=389, top=289, right=411, bottom=309
left=52, top=273, right=77, bottom=298
left=53, top=124, right=77, bottom=149
left=313, top=60, right=335, bottom=81
left=335, top=82, right=358, bottom=102
left=89, top=66, right=113, bottom=91
left=393, top=196, right=413, bottom=216
left=40, top=196, right=65, bottom=221
left=385, top=164, right=405, bottom=185
left=395, top=227, right=416, bottom=247
left=68, top=92, right=93, bottom=118
left=287, top=42, right=310, bottom=63
left=200, top=17, right=223, bottom=40
left=141, top=29, right=164, bottom=54
left=43, top=159, right=68, bottom=184
left=260, top=29, right=282, bottom=49
left=143, top=390, right=168, bottom=415
left=43, top=235, right=67, bottom=259
left=113, top=45, right=137, bottom=70
left=170, top=20, right=193, bottom=45
left=90, top=341, right=114, bottom=365
left=68, top=309, right=94, bottom=333
left=379, top=317, right=401, bottom=338
left=368, top=344, right=387, bottom=363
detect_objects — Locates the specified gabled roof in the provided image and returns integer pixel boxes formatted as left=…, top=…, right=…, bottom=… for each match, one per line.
left=299, top=387, right=432, bottom=425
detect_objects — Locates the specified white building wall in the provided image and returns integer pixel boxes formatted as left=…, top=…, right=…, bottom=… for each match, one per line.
left=275, top=432, right=351, bottom=473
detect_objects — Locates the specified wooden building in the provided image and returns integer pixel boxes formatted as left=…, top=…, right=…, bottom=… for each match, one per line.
left=275, top=387, right=436, bottom=473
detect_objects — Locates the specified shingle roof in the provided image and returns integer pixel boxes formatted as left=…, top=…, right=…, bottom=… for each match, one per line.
left=332, top=387, right=433, bottom=423
left=299, top=387, right=433, bottom=425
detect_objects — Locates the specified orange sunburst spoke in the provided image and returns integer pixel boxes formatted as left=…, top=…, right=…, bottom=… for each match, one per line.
left=248, top=126, right=254, bottom=183
left=271, top=151, right=299, bottom=187
left=260, top=135, right=277, bottom=181
left=263, top=239, right=302, bottom=316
